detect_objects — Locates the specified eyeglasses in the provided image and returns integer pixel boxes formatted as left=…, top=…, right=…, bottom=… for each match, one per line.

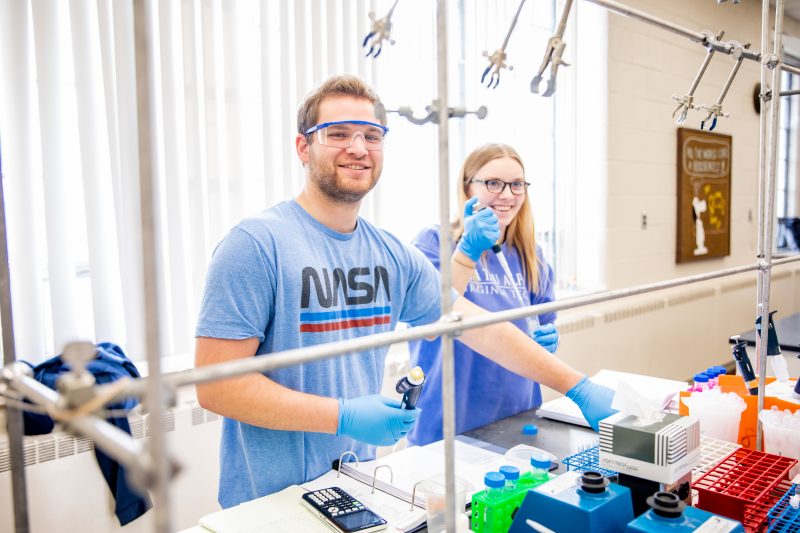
left=470, top=178, right=530, bottom=195
left=304, top=120, right=389, bottom=151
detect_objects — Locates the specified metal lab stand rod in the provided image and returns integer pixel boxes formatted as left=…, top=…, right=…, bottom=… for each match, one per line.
left=95, top=259, right=786, bottom=403
left=755, top=0, right=785, bottom=451
left=583, top=0, right=761, bottom=62
left=0, top=140, right=29, bottom=533
left=132, top=0, right=171, bottom=530
left=433, top=0, right=458, bottom=531
left=756, top=0, right=770, bottom=278
left=781, top=63, right=800, bottom=76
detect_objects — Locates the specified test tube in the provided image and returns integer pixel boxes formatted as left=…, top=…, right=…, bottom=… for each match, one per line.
left=529, top=452, right=551, bottom=482
left=705, top=367, right=719, bottom=388
left=693, top=372, right=710, bottom=392
left=499, top=465, right=520, bottom=493
left=483, top=472, right=506, bottom=501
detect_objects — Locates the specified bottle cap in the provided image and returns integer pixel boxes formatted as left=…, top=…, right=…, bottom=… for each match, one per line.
left=522, top=424, right=538, bottom=436
left=484, top=472, right=505, bottom=488
left=706, top=367, right=719, bottom=377
left=530, top=452, right=551, bottom=470
left=714, top=365, right=727, bottom=376
left=499, top=465, right=520, bottom=480
left=693, top=373, right=709, bottom=383
left=407, top=366, right=425, bottom=385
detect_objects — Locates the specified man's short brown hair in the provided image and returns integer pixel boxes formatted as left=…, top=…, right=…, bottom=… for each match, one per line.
left=297, top=75, right=385, bottom=135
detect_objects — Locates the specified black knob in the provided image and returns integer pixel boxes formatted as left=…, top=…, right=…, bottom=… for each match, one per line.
left=646, top=491, right=685, bottom=518
left=577, top=471, right=610, bottom=494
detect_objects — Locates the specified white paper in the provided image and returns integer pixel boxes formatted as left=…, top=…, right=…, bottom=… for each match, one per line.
left=198, top=485, right=331, bottom=533
left=537, top=369, right=688, bottom=427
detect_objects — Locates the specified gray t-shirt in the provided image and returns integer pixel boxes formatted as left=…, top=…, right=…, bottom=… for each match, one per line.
left=196, top=199, right=442, bottom=508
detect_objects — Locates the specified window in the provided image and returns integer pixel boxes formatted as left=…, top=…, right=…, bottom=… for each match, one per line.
left=777, top=69, right=798, bottom=220
left=0, top=0, right=576, bottom=363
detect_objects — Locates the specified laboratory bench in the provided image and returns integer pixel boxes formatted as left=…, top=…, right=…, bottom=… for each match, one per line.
left=180, top=410, right=595, bottom=532
left=463, top=408, right=596, bottom=474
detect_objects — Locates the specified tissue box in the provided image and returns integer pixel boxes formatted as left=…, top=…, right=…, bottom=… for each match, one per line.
left=598, top=412, right=700, bottom=484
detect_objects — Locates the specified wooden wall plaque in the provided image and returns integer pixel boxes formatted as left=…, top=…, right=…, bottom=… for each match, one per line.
left=676, top=128, right=731, bottom=263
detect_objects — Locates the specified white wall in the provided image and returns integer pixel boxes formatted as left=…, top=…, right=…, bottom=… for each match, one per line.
left=602, top=0, right=764, bottom=289
left=555, top=0, right=800, bottom=397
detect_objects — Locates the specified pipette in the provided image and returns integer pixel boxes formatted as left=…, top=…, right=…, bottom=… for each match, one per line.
left=474, top=202, right=539, bottom=330
left=396, top=366, right=425, bottom=409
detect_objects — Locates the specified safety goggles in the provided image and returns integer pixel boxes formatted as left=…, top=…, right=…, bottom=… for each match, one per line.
left=305, top=120, right=389, bottom=151
left=470, top=178, right=531, bottom=196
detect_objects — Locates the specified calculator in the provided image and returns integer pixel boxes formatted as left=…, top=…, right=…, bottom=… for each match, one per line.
left=301, top=486, right=388, bottom=533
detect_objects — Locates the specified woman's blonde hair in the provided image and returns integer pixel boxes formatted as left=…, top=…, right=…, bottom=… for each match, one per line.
left=452, top=143, right=541, bottom=291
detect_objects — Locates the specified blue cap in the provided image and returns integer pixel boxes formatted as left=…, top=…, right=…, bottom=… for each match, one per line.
left=499, top=465, right=520, bottom=480
left=714, top=366, right=727, bottom=376
left=693, top=373, right=709, bottom=383
left=706, top=367, right=718, bottom=377
left=522, top=424, right=538, bottom=436
left=484, top=471, right=505, bottom=488
left=530, top=452, right=551, bottom=470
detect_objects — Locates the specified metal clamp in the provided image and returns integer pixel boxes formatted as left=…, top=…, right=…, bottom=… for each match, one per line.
left=531, top=0, right=574, bottom=97
left=441, top=310, right=465, bottom=337
left=762, top=54, right=780, bottom=70
left=481, top=0, right=527, bottom=88
left=672, top=30, right=724, bottom=125
left=362, top=0, right=400, bottom=58
left=385, top=101, right=487, bottom=126
left=336, top=451, right=359, bottom=478
left=57, top=341, right=98, bottom=409
left=699, top=41, right=749, bottom=130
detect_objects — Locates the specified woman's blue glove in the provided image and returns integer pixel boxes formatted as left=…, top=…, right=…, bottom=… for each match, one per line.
left=565, top=376, right=617, bottom=431
left=457, top=196, right=500, bottom=262
left=337, top=395, right=420, bottom=446
left=532, top=323, right=559, bottom=353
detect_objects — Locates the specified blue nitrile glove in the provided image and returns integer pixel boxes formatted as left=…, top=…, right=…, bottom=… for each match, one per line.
left=565, top=376, right=617, bottom=431
left=337, top=395, right=420, bottom=446
left=457, top=196, right=501, bottom=262
left=532, top=323, right=559, bottom=353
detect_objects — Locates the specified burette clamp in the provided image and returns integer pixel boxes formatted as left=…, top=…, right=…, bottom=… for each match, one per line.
left=761, top=54, right=780, bottom=70
left=442, top=310, right=464, bottom=337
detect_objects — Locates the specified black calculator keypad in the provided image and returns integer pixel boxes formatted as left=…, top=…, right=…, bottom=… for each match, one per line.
left=307, top=487, right=367, bottom=518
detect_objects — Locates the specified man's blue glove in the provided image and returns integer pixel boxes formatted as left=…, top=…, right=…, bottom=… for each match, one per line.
left=532, top=323, right=559, bottom=353
left=457, top=196, right=500, bottom=262
left=565, top=376, right=617, bottom=431
left=337, top=395, right=420, bottom=446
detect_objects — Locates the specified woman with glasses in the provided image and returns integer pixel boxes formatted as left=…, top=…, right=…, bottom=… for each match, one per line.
left=406, top=143, right=559, bottom=445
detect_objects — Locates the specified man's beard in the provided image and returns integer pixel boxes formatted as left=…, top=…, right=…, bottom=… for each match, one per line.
left=308, top=154, right=379, bottom=204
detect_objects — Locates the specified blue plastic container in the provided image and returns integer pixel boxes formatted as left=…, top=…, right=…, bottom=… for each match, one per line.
left=625, top=491, right=744, bottom=532
left=508, top=470, right=633, bottom=533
